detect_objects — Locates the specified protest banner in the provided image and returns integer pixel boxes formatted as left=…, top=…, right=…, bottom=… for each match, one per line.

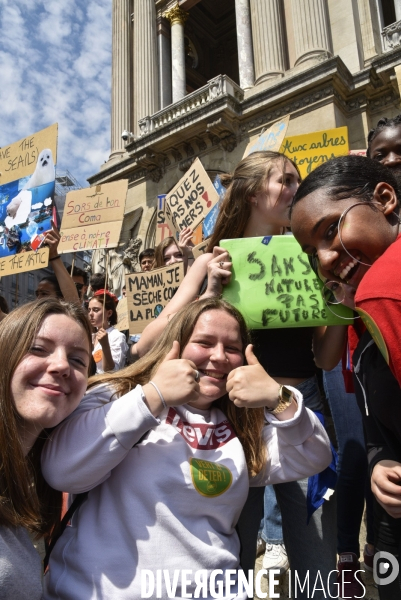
left=280, top=126, right=349, bottom=178
left=0, top=246, right=49, bottom=276
left=192, top=239, right=209, bottom=259
left=165, top=158, right=219, bottom=233
left=116, top=296, right=129, bottom=332
left=243, top=115, right=290, bottom=158
left=126, top=262, right=185, bottom=334
left=221, top=236, right=353, bottom=329
left=58, top=179, right=128, bottom=253
left=0, top=124, right=58, bottom=275
left=155, top=194, right=173, bottom=246
left=156, top=193, right=202, bottom=249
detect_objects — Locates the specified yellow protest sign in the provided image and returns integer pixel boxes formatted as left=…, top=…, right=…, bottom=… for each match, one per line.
left=0, top=123, right=58, bottom=186
left=281, top=126, right=349, bottom=178
left=243, top=115, right=290, bottom=157
left=58, top=180, right=128, bottom=253
left=0, top=247, right=49, bottom=276
left=126, top=262, right=185, bottom=334
left=165, top=158, right=219, bottom=233
left=0, top=124, right=58, bottom=275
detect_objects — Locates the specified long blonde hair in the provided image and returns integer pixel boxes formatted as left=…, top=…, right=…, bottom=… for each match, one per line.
left=207, top=151, right=300, bottom=250
left=89, top=298, right=267, bottom=476
left=0, top=299, right=92, bottom=534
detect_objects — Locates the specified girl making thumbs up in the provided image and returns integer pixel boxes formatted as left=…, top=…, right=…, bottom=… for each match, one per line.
left=41, top=298, right=331, bottom=600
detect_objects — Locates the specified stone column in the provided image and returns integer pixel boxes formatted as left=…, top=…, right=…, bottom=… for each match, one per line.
left=110, top=0, right=131, bottom=158
left=157, top=16, right=172, bottom=108
left=291, top=0, right=331, bottom=66
left=249, top=0, right=286, bottom=84
left=133, top=0, right=159, bottom=136
left=235, top=0, right=254, bottom=89
left=163, top=4, right=189, bottom=103
left=395, top=0, right=401, bottom=22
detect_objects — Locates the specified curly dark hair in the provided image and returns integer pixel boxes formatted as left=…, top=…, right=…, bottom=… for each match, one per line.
left=290, top=155, right=400, bottom=217
left=367, top=114, right=401, bottom=157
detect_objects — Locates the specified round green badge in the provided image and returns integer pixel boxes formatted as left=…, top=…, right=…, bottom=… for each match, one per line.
left=190, top=458, right=232, bottom=497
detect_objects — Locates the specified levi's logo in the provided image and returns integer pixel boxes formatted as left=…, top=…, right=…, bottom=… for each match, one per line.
left=166, top=407, right=236, bottom=449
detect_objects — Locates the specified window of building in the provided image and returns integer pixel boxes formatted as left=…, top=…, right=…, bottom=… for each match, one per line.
left=380, top=1, right=397, bottom=27
left=185, top=0, right=239, bottom=94
left=379, top=0, right=401, bottom=51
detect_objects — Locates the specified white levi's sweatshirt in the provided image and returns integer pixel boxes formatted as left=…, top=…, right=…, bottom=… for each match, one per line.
left=42, top=384, right=331, bottom=600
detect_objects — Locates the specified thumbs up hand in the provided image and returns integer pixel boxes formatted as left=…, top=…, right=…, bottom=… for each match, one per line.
left=163, top=340, right=181, bottom=361
left=226, top=344, right=281, bottom=409
left=143, top=341, right=200, bottom=416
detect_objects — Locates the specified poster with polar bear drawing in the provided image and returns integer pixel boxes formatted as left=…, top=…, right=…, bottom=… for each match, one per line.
left=0, top=124, right=57, bottom=275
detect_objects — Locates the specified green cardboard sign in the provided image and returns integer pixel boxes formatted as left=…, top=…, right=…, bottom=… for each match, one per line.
left=221, top=236, right=353, bottom=329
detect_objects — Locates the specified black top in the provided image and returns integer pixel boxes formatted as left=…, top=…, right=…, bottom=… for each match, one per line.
left=353, top=329, right=401, bottom=472
left=251, top=327, right=316, bottom=378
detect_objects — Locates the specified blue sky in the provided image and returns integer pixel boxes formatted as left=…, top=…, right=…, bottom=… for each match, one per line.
left=0, top=0, right=111, bottom=188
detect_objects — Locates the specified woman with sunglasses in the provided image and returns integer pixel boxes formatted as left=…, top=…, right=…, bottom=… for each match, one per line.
left=290, top=154, right=401, bottom=600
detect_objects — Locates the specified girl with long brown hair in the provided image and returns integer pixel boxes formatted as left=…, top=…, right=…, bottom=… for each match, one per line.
left=88, top=290, right=128, bottom=374
left=41, top=297, right=331, bottom=600
left=135, top=150, right=344, bottom=597
left=0, top=298, right=92, bottom=600
left=154, top=226, right=194, bottom=272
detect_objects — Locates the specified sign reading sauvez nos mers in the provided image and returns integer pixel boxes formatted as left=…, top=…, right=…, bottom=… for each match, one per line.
left=165, top=158, right=219, bottom=233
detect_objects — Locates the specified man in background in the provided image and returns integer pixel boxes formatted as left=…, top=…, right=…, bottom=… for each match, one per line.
left=67, top=265, right=88, bottom=302
left=139, top=249, right=155, bottom=272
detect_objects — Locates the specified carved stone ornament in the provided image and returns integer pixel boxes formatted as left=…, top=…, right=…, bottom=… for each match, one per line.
left=220, top=132, right=237, bottom=153
left=382, top=20, right=401, bottom=50
left=163, top=3, right=189, bottom=26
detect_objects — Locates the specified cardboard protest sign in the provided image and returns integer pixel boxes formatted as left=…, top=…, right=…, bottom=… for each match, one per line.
left=155, top=194, right=173, bottom=246
left=280, top=126, right=349, bottom=178
left=58, top=179, right=128, bottom=253
left=165, top=158, right=219, bottom=233
left=126, top=262, right=185, bottom=334
left=156, top=192, right=202, bottom=250
left=116, top=297, right=129, bottom=331
left=0, top=124, right=58, bottom=275
left=0, top=246, right=49, bottom=276
left=243, top=115, right=290, bottom=158
left=192, top=239, right=209, bottom=259
left=221, top=236, right=353, bottom=329
left=0, top=123, right=57, bottom=186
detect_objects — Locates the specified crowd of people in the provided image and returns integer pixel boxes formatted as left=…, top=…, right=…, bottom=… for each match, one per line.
left=1, top=114, right=401, bottom=600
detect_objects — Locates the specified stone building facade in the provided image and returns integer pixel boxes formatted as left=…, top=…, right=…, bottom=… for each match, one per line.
left=88, top=0, right=401, bottom=277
